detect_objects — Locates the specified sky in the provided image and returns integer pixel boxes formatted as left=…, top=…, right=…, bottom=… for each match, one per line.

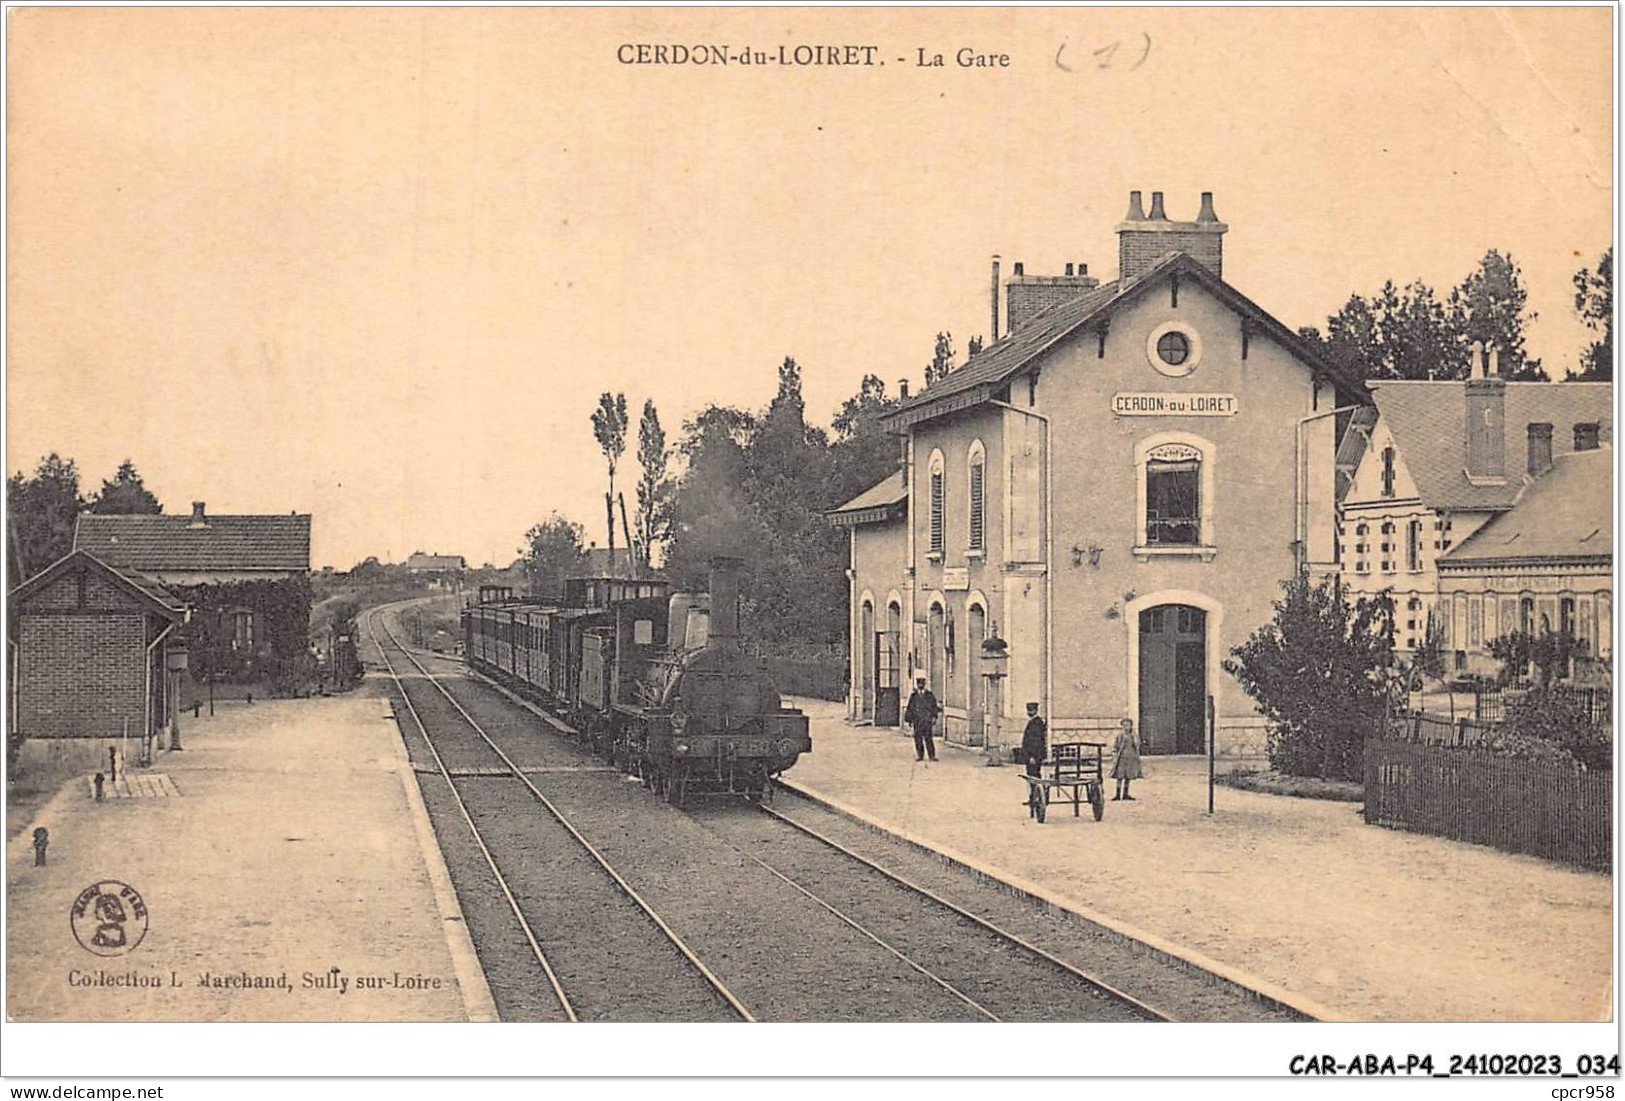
left=7, top=7, right=1613, bottom=569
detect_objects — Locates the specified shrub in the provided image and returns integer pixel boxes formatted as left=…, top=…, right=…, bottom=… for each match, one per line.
left=1500, top=689, right=1610, bottom=771
left=1224, top=572, right=1395, bottom=781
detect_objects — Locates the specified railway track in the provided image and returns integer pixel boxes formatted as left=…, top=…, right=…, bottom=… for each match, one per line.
left=373, top=598, right=1293, bottom=1022
left=365, top=601, right=752, bottom=1022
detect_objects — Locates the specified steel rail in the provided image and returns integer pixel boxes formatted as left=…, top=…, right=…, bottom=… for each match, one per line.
left=757, top=801, right=1174, bottom=1022
left=365, top=603, right=577, bottom=1021
left=377, top=603, right=756, bottom=1023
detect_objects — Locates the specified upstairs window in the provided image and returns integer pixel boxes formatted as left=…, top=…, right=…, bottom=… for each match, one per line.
left=927, top=450, right=945, bottom=556
left=231, top=610, right=255, bottom=653
left=1146, top=456, right=1201, bottom=546
left=1381, top=447, right=1396, bottom=497
left=967, top=441, right=986, bottom=552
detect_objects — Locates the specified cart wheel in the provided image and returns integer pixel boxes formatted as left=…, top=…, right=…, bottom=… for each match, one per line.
left=1090, top=783, right=1105, bottom=821
left=1028, top=783, right=1046, bottom=823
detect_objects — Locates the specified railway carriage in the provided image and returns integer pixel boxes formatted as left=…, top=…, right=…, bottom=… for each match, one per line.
left=462, top=556, right=810, bottom=803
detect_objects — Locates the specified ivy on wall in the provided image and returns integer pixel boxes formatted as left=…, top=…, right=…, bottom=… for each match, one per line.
left=171, top=576, right=314, bottom=689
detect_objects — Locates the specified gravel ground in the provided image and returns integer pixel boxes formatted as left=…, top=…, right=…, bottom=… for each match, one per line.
left=693, top=803, right=1158, bottom=1021
left=757, top=789, right=1300, bottom=1023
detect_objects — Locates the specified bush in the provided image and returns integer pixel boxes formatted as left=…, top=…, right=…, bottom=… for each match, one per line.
left=1500, top=689, right=1610, bottom=771
left=1224, top=572, right=1395, bottom=781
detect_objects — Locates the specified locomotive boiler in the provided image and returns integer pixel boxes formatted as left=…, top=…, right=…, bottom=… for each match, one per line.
left=462, top=555, right=811, bottom=804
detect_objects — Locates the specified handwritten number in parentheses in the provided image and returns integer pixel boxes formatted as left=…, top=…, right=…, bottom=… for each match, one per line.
left=1055, top=33, right=1152, bottom=73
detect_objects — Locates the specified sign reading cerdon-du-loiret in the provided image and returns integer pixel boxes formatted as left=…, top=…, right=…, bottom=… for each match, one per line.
left=1112, top=392, right=1238, bottom=416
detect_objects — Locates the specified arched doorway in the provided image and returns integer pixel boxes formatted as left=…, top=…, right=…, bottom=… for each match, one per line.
left=858, top=598, right=875, bottom=721
left=967, top=600, right=986, bottom=744
left=877, top=599, right=902, bottom=726
left=1138, top=604, right=1207, bottom=754
left=928, top=601, right=947, bottom=708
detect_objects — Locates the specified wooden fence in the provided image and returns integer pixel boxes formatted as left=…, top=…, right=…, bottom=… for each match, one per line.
left=1364, top=739, right=1611, bottom=870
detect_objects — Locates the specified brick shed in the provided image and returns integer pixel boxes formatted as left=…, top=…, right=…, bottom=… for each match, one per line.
left=9, top=550, right=185, bottom=746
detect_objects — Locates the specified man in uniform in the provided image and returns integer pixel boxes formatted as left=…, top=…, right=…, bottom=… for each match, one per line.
left=902, top=675, right=939, bottom=762
left=1021, top=701, right=1047, bottom=778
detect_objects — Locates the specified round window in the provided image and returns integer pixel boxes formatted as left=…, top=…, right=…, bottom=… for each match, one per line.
left=1156, top=331, right=1190, bottom=366
left=1145, top=322, right=1203, bottom=377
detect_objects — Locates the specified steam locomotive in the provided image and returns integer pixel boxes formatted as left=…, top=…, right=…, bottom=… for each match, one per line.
left=461, top=556, right=811, bottom=804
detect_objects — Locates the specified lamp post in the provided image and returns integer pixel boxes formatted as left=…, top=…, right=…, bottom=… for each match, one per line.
left=980, top=627, right=1009, bottom=767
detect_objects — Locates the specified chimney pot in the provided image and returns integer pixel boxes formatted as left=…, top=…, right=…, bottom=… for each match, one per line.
left=1064, top=263, right=1074, bottom=277
left=1124, top=190, right=1145, bottom=221
left=1149, top=191, right=1167, bottom=220
left=1012, top=261, right=1024, bottom=277
left=899, top=379, right=910, bottom=400
left=1197, top=192, right=1218, bottom=223
left=1469, top=340, right=1485, bottom=379
left=1078, top=262, right=1088, bottom=276
left=1488, top=345, right=1501, bottom=378
left=190, top=502, right=206, bottom=525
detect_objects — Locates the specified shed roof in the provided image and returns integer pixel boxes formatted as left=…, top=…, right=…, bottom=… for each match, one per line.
left=827, top=471, right=908, bottom=527
left=9, top=549, right=186, bottom=620
left=1440, top=448, right=1613, bottom=566
left=1368, top=380, right=1612, bottom=512
left=74, top=512, right=311, bottom=574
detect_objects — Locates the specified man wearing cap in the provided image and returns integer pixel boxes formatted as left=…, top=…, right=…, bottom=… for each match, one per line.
left=902, top=675, right=939, bottom=762
left=1020, top=702, right=1047, bottom=779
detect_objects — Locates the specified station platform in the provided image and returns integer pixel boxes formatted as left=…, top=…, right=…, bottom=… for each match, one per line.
left=5, top=691, right=490, bottom=1022
left=784, top=698, right=1612, bottom=1022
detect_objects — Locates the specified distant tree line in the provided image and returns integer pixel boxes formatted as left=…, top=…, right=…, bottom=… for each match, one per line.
left=7, top=456, right=162, bottom=582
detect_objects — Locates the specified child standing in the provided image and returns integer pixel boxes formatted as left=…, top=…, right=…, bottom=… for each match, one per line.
left=1111, top=717, right=1142, bottom=800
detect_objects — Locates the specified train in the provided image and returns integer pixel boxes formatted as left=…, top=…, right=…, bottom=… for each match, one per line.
left=461, top=555, right=811, bottom=804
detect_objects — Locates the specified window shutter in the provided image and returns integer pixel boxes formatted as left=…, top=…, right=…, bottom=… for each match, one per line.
left=969, top=462, right=985, bottom=550
left=930, top=470, right=944, bottom=553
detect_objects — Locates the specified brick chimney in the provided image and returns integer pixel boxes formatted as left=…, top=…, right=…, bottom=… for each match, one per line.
left=1005, top=259, right=1100, bottom=334
left=189, top=501, right=208, bottom=528
left=1117, top=190, right=1226, bottom=281
left=1464, top=342, right=1507, bottom=483
left=1526, top=422, right=1554, bottom=478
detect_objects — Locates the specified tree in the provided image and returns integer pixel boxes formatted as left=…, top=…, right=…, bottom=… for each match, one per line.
left=590, top=392, right=629, bottom=565
left=7, top=453, right=83, bottom=580
left=1223, top=572, right=1396, bottom=780
left=1570, top=248, right=1612, bottom=381
left=1448, top=250, right=1544, bottom=380
left=634, top=399, right=674, bottom=570
left=522, top=512, right=586, bottom=601
left=924, top=332, right=955, bottom=386
left=1305, top=249, right=1545, bottom=381
left=89, top=459, right=162, bottom=515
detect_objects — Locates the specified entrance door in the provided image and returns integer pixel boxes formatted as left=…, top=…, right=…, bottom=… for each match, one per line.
left=859, top=601, right=875, bottom=720
left=876, top=600, right=902, bottom=726
left=1138, top=605, right=1207, bottom=754
left=967, top=604, right=986, bottom=744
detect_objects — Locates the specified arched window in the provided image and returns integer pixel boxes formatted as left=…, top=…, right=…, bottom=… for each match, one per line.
left=966, top=440, right=986, bottom=553
left=1134, top=433, right=1215, bottom=559
left=927, top=449, right=945, bottom=556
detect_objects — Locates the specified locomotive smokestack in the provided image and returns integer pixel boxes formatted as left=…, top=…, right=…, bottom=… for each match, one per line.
left=708, top=555, right=742, bottom=645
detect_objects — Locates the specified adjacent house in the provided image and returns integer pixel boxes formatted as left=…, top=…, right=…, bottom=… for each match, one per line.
left=1337, top=356, right=1611, bottom=658
left=407, top=552, right=467, bottom=575
left=73, top=501, right=313, bottom=698
left=837, top=191, right=1364, bottom=756
left=1435, top=447, right=1613, bottom=676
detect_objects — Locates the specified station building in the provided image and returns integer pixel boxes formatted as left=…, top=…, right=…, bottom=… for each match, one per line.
left=833, top=192, right=1364, bottom=757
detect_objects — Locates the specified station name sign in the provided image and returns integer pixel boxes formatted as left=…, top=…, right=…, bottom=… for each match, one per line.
left=1112, top=392, right=1238, bottom=417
